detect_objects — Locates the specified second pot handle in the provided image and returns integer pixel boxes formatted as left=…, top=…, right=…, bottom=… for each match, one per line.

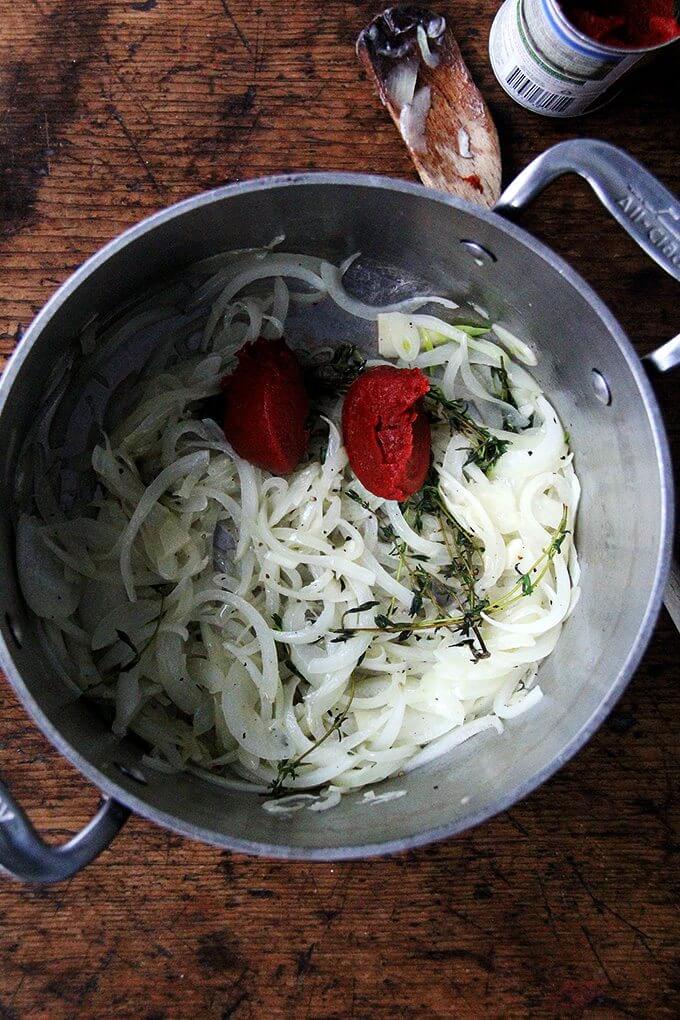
left=0, top=775, right=130, bottom=883
left=495, top=139, right=680, bottom=284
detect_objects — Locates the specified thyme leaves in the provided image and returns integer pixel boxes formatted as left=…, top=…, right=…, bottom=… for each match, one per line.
left=104, top=599, right=165, bottom=680
left=332, top=506, right=569, bottom=651
left=424, top=385, right=509, bottom=474
left=490, top=357, right=517, bottom=409
left=490, top=357, right=521, bottom=433
left=340, top=600, right=380, bottom=626
left=267, top=678, right=357, bottom=797
left=346, top=489, right=371, bottom=511
left=306, top=342, right=367, bottom=397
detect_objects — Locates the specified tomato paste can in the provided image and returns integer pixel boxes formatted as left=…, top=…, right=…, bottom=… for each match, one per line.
left=489, top=0, right=675, bottom=117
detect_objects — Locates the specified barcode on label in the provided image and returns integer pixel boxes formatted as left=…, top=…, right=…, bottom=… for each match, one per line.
left=506, top=67, right=574, bottom=112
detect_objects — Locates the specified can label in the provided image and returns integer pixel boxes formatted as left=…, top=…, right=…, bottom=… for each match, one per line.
left=489, top=0, right=641, bottom=117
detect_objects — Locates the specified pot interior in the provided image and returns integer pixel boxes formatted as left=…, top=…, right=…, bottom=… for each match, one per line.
left=0, top=178, right=669, bottom=856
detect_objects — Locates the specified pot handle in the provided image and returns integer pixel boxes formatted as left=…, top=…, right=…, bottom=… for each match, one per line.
left=0, top=775, right=129, bottom=883
left=495, top=139, right=680, bottom=286
left=497, top=139, right=680, bottom=631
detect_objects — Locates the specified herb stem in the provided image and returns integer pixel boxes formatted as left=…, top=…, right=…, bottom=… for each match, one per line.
left=425, top=385, right=509, bottom=474
left=267, top=678, right=357, bottom=797
left=332, top=507, right=568, bottom=641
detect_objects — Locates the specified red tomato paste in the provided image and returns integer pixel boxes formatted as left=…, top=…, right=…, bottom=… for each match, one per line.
left=221, top=337, right=310, bottom=474
left=561, top=1, right=680, bottom=48
left=342, top=366, right=431, bottom=501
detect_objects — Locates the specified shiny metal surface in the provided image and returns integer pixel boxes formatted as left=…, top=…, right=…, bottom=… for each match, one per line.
left=643, top=335, right=680, bottom=625
left=0, top=165, right=674, bottom=867
left=646, top=334, right=680, bottom=373
left=0, top=779, right=129, bottom=883
left=500, top=140, right=679, bottom=635
left=496, top=140, right=680, bottom=282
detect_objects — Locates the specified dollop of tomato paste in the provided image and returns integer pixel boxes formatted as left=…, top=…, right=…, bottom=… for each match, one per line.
left=561, top=1, right=679, bottom=48
left=342, top=366, right=431, bottom=501
left=221, top=337, right=310, bottom=474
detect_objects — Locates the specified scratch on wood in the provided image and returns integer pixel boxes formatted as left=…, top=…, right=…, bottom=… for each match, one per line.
left=504, top=810, right=530, bottom=837
left=295, top=943, right=315, bottom=977
left=75, top=947, right=117, bottom=1006
left=253, top=8, right=268, bottom=78
left=581, top=924, right=615, bottom=988
left=568, top=857, right=656, bottom=957
left=43, top=112, right=51, bottom=174
left=101, top=49, right=155, bottom=125
left=49, top=875, right=75, bottom=918
left=348, top=976, right=357, bottom=1016
left=448, top=908, right=493, bottom=937
left=487, top=857, right=512, bottom=888
left=221, top=988, right=248, bottom=1018
left=158, top=62, right=202, bottom=85
left=106, top=102, right=165, bottom=195
left=7, top=973, right=26, bottom=1012
left=219, top=0, right=253, bottom=55
left=536, top=872, right=560, bottom=942
left=483, top=945, right=496, bottom=998
left=225, top=109, right=262, bottom=182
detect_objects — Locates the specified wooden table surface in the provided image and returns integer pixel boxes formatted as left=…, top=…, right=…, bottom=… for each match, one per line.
left=0, top=2, right=678, bottom=1017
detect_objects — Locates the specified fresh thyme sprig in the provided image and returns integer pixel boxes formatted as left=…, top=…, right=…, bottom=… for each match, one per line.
left=402, top=482, right=490, bottom=659
left=105, top=597, right=165, bottom=680
left=425, top=385, right=509, bottom=474
left=335, top=476, right=486, bottom=657
left=344, top=480, right=492, bottom=658
left=490, top=357, right=516, bottom=409
left=330, top=343, right=367, bottom=388
left=331, top=506, right=569, bottom=645
left=305, top=343, right=367, bottom=397
left=346, top=488, right=372, bottom=511
left=267, top=677, right=357, bottom=797
left=437, top=499, right=490, bottom=660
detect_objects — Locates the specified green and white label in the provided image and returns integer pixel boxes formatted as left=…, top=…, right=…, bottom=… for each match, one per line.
left=489, top=0, right=640, bottom=118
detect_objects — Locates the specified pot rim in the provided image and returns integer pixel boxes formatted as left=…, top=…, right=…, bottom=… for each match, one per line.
left=0, top=171, right=673, bottom=859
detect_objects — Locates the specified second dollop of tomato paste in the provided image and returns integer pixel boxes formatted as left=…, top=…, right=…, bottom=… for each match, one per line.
left=342, top=366, right=431, bottom=501
left=221, top=337, right=310, bottom=474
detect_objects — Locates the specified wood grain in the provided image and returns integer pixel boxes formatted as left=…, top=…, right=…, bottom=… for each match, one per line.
left=0, top=2, right=678, bottom=1017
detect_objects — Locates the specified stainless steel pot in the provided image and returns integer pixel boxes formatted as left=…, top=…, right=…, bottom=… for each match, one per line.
left=1, top=140, right=678, bottom=881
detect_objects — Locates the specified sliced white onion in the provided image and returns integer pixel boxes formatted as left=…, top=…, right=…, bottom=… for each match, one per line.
left=458, top=127, right=472, bottom=158
left=494, top=683, right=544, bottom=719
left=404, top=716, right=504, bottom=772
left=119, top=451, right=209, bottom=601
left=28, top=248, right=578, bottom=811
left=385, top=58, right=418, bottom=107
left=378, top=312, right=421, bottom=361
left=492, top=324, right=537, bottom=366
left=417, top=24, right=440, bottom=68
left=383, top=501, right=447, bottom=561
left=399, top=85, right=431, bottom=153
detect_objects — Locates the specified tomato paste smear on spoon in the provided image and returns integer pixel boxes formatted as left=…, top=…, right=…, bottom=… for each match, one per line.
left=342, top=365, right=431, bottom=501
left=221, top=336, right=310, bottom=474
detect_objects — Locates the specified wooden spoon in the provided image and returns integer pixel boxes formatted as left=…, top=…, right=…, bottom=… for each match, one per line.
left=357, top=5, right=502, bottom=207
